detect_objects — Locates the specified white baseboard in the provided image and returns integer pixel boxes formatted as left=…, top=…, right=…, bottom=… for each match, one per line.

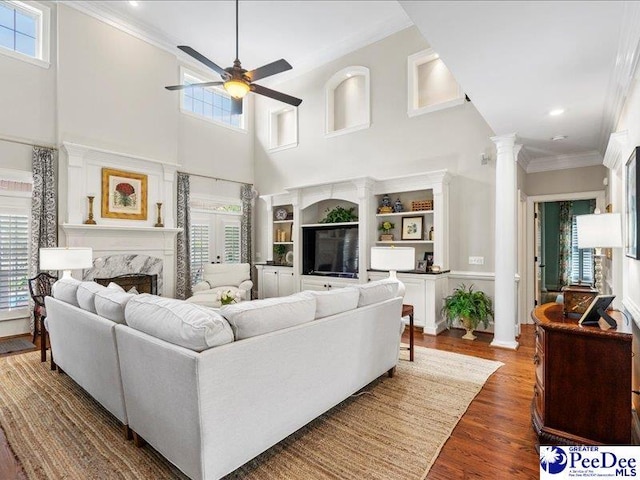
left=0, top=317, right=30, bottom=338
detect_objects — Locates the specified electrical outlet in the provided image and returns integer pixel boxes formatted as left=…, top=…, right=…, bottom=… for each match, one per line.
left=468, top=256, right=484, bottom=265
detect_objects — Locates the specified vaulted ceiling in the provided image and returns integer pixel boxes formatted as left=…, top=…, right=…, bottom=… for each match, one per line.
left=68, top=1, right=635, bottom=172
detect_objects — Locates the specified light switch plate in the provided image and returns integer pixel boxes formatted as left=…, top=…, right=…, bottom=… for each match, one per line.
left=468, top=256, right=484, bottom=265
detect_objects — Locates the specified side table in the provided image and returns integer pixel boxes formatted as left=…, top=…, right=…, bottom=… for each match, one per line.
left=402, top=304, right=414, bottom=362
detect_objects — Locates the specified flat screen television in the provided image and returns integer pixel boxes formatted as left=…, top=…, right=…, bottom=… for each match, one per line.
left=302, top=225, right=358, bottom=278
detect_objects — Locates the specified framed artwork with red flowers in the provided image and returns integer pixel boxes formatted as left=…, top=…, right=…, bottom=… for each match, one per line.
left=101, top=168, right=148, bottom=220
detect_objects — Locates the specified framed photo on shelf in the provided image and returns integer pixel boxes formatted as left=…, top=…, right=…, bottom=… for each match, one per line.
left=401, top=216, right=423, bottom=240
left=101, top=168, right=148, bottom=220
left=415, top=260, right=428, bottom=272
left=626, top=147, right=640, bottom=259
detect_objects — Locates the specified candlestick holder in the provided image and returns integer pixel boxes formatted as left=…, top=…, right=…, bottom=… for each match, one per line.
left=154, top=202, right=164, bottom=227
left=84, top=196, right=97, bottom=225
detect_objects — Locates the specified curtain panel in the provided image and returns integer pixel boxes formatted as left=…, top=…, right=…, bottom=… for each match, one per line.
left=29, top=147, right=58, bottom=331
left=557, top=201, right=573, bottom=288
left=241, top=184, right=254, bottom=298
left=176, top=173, right=191, bottom=299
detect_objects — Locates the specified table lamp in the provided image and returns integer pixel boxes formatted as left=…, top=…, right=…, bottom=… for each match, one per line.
left=370, top=246, right=415, bottom=296
left=576, top=212, right=622, bottom=293
left=40, top=247, right=93, bottom=279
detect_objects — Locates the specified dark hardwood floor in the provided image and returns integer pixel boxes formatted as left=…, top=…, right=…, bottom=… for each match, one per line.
left=0, top=326, right=539, bottom=479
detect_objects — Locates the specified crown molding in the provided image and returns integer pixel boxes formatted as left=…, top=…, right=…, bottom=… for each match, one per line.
left=525, top=150, right=603, bottom=174
left=603, top=130, right=629, bottom=171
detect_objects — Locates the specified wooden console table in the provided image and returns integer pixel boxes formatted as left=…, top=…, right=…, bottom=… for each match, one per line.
left=531, top=302, right=632, bottom=445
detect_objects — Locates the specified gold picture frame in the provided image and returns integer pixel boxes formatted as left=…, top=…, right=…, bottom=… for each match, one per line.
left=101, top=168, right=148, bottom=220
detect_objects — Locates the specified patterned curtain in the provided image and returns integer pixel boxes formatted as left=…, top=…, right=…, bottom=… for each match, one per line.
left=176, top=173, right=191, bottom=299
left=241, top=184, right=254, bottom=298
left=29, top=147, right=57, bottom=331
left=557, top=201, right=573, bottom=288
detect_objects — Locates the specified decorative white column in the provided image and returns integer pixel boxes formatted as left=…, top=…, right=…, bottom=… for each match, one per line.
left=491, top=133, right=519, bottom=350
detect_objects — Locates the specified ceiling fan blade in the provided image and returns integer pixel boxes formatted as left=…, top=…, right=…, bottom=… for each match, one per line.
left=231, top=98, right=243, bottom=115
left=246, top=59, right=292, bottom=82
left=177, top=45, right=228, bottom=78
left=251, top=84, right=302, bottom=107
left=165, top=81, right=224, bottom=91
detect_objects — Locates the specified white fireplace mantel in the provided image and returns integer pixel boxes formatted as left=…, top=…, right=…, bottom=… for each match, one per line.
left=62, top=223, right=182, bottom=297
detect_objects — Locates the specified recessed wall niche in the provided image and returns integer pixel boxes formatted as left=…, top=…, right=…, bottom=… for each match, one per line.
left=325, top=66, right=370, bottom=137
left=269, top=106, right=298, bottom=152
left=407, top=48, right=465, bottom=117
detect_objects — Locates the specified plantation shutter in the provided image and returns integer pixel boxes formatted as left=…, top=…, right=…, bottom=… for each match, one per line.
left=0, top=214, right=30, bottom=311
left=190, top=223, right=209, bottom=284
left=570, top=216, right=594, bottom=284
left=222, top=221, right=241, bottom=263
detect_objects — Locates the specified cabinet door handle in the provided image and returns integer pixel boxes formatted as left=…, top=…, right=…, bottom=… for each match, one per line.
left=533, top=354, right=540, bottom=365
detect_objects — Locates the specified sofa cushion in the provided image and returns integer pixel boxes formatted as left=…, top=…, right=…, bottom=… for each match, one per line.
left=52, top=277, right=81, bottom=307
left=357, top=279, right=400, bottom=307
left=221, top=292, right=316, bottom=340
left=202, top=263, right=251, bottom=289
left=95, top=289, right=135, bottom=324
left=76, top=281, right=108, bottom=313
left=308, top=287, right=359, bottom=319
left=125, top=294, right=234, bottom=352
left=108, top=282, right=125, bottom=292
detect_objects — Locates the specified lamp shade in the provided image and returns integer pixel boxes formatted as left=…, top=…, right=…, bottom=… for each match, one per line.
left=371, top=247, right=415, bottom=271
left=40, top=247, right=93, bottom=271
left=576, top=213, right=623, bottom=249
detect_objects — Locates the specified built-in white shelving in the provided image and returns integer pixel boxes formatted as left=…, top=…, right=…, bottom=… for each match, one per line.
left=375, top=210, right=433, bottom=217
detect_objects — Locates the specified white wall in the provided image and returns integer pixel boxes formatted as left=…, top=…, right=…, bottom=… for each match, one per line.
left=525, top=165, right=607, bottom=196
left=253, top=27, right=496, bottom=272
left=613, top=77, right=640, bottom=318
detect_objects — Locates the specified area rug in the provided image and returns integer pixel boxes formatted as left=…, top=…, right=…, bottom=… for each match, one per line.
left=0, top=348, right=502, bottom=480
left=0, top=338, right=35, bottom=355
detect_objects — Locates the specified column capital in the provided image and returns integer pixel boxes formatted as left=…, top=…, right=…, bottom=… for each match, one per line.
left=490, top=133, right=518, bottom=150
left=514, top=144, right=523, bottom=162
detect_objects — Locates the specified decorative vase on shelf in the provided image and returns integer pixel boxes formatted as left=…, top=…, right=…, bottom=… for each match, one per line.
left=380, top=234, right=394, bottom=241
left=393, top=198, right=404, bottom=213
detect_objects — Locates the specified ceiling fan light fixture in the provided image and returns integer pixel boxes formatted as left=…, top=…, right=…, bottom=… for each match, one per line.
left=224, top=79, right=250, bottom=99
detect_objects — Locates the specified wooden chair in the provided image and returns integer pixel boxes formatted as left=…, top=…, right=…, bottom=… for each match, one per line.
left=28, top=272, right=57, bottom=364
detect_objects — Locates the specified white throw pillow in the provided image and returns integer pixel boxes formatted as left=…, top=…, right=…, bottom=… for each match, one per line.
left=125, top=294, right=234, bottom=352
left=221, top=292, right=316, bottom=340
left=76, top=281, right=108, bottom=313
left=357, top=279, right=400, bottom=307
left=108, top=282, right=125, bottom=292
left=95, top=289, right=135, bottom=324
left=308, top=287, right=359, bottom=319
left=51, top=277, right=81, bottom=307
left=127, top=287, right=139, bottom=295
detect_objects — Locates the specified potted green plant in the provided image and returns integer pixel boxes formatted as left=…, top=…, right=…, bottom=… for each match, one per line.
left=441, top=284, right=494, bottom=340
left=319, top=205, right=358, bottom=223
left=273, top=244, right=286, bottom=265
left=378, top=221, right=395, bottom=241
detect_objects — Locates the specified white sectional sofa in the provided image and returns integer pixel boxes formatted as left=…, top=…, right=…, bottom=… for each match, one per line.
left=46, top=278, right=403, bottom=480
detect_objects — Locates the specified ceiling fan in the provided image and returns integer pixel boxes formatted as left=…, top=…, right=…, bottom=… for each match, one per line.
left=165, top=0, right=302, bottom=115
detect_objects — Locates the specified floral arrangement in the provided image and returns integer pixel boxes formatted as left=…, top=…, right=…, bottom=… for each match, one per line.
left=217, top=289, right=240, bottom=306
left=115, top=182, right=136, bottom=207
left=378, top=221, right=395, bottom=233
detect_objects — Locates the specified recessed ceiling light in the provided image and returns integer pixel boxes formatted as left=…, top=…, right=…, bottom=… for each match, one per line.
left=549, top=108, right=565, bottom=116
left=552, top=135, right=568, bottom=141
left=129, top=1, right=139, bottom=6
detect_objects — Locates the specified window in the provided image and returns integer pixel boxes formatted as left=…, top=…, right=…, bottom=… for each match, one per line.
left=222, top=221, right=240, bottom=263
left=189, top=196, right=243, bottom=284
left=190, top=223, right=209, bottom=284
left=0, top=1, right=50, bottom=67
left=570, top=216, right=594, bottom=284
left=181, top=68, right=244, bottom=130
left=407, top=48, right=464, bottom=117
left=0, top=212, right=29, bottom=317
